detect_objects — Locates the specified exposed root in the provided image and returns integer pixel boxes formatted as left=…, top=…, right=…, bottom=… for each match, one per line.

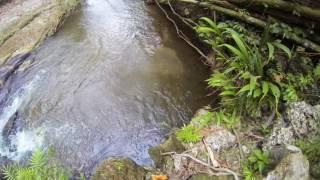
left=154, top=0, right=211, bottom=65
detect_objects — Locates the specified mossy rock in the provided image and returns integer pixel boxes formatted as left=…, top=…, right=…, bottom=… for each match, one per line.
left=149, top=134, right=185, bottom=170
left=91, top=158, right=147, bottom=180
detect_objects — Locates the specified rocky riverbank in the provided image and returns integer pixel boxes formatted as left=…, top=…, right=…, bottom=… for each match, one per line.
left=0, top=0, right=80, bottom=64
left=91, top=101, right=319, bottom=179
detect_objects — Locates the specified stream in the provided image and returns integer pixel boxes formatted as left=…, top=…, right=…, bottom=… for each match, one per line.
left=0, top=0, right=209, bottom=173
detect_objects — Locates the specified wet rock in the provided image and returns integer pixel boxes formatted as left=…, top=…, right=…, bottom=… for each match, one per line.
left=0, top=155, right=12, bottom=166
left=2, top=112, right=18, bottom=142
left=265, top=152, right=309, bottom=180
left=91, top=158, right=147, bottom=180
left=0, top=0, right=80, bottom=64
left=268, top=145, right=302, bottom=168
left=265, top=101, right=320, bottom=148
left=149, top=134, right=185, bottom=170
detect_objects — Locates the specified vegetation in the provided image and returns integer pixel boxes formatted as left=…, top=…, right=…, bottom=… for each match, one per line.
left=195, top=17, right=319, bottom=118
left=242, top=149, right=270, bottom=180
left=1, top=149, right=70, bottom=180
left=296, top=137, right=320, bottom=177
left=176, top=110, right=240, bottom=143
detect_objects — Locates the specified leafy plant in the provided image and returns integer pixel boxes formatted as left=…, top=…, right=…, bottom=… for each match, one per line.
left=247, top=149, right=269, bottom=174
left=206, top=28, right=291, bottom=116
left=241, top=149, right=269, bottom=180
left=214, top=110, right=240, bottom=129
left=1, top=149, right=70, bottom=180
left=176, top=125, right=201, bottom=143
left=242, top=165, right=256, bottom=180
left=296, top=137, right=320, bottom=166
left=190, top=111, right=214, bottom=129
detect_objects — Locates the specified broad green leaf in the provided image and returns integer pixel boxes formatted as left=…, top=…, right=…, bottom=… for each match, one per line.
left=196, top=27, right=218, bottom=34
left=238, top=84, right=251, bottom=94
left=249, top=76, right=257, bottom=96
left=253, top=88, right=262, bottom=98
left=267, top=42, right=274, bottom=61
left=229, top=30, right=249, bottom=60
left=199, top=17, right=217, bottom=29
left=220, top=90, right=236, bottom=96
left=269, top=83, right=280, bottom=102
left=221, top=44, right=246, bottom=61
left=273, top=42, right=292, bottom=59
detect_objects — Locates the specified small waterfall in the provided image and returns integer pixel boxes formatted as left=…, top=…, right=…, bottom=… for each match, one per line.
left=0, top=70, right=46, bottom=160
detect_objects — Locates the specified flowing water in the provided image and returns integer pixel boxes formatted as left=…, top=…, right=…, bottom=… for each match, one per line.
left=0, top=0, right=209, bottom=173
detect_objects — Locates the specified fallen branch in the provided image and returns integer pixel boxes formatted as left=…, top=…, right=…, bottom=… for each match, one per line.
left=168, top=0, right=320, bottom=52
left=226, top=0, right=320, bottom=21
left=162, top=152, right=239, bottom=180
left=202, top=138, right=220, bottom=167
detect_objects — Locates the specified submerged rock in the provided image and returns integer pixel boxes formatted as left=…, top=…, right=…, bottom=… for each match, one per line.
left=91, top=158, right=147, bottom=180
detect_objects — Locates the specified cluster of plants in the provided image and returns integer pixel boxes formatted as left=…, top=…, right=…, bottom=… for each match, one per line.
left=242, top=149, right=270, bottom=180
left=175, top=16, right=320, bottom=178
left=1, top=149, right=72, bottom=180
left=296, top=136, right=320, bottom=177
left=176, top=110, right=240, bottom=143
left=195, top=17, right=319, bottom=117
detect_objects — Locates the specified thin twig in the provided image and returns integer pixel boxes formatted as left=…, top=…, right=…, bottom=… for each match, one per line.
left=161, top=151, right=239, bottom=180
left=244, top=133, right=264, bottom=140
left=232, top=128, right=244, bottom=160
left=155, top=0, right=210, bottom=62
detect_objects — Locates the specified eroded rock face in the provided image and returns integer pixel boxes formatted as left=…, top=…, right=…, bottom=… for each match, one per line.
left=91, top=158, right=147, bottom=180
left=265, top=102, right=320, bottom=148
left=0, top=0, right=80, bottom=64
left=265, top=152, right=309, bottom=180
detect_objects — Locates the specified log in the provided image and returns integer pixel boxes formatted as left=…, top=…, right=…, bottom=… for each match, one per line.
left=165, top=0, right=320, bottom=52
left=226, top=0, right=320, bottom=21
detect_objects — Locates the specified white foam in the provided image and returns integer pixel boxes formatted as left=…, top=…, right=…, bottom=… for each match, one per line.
left=0, top=70, right=46, bottom=160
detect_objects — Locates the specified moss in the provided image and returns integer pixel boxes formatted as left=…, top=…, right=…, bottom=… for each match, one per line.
left=91, top=158, right=146, bottom=180
left=149, top=134, right=185, bottom=170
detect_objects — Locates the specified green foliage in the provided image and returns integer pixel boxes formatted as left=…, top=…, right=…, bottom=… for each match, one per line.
left=242, top=149, right=269, bottom=179
left=176, top=125, right=201, bottom=143
left=195, top=16, right=320, bottom=116
left=242, top=166, right=256, bottom=180
left=296, top=137, right=320, bottom=166
left=247, top=149, right=269, bottom=174
left=213, top=110, right=240, bottom=129
left=314, top=64, right=320, bottom=79
left=205, top=28, right=290, bottom=116
left=191, top=111, right=214, bottom=129
left=1, top=149, right=70, bottom=180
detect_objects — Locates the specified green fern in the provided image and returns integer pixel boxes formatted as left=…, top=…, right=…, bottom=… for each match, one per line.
left=1, top=149, right=70, bottom=180
left=247, top=149, right=269, bottom=174
left=176, top=125, right=201, bottom=143
left=29, top=149, right=48, bottom=170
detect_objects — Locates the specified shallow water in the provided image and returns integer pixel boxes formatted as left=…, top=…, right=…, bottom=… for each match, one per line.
left=0, top=0, right=209, bottom=173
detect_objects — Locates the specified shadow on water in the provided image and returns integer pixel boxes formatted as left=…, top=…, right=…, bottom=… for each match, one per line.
left=0, top=0, right=210, bottom=175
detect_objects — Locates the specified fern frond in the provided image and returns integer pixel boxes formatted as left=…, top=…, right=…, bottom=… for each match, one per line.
left=29, top=149, right=47, bottom=170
